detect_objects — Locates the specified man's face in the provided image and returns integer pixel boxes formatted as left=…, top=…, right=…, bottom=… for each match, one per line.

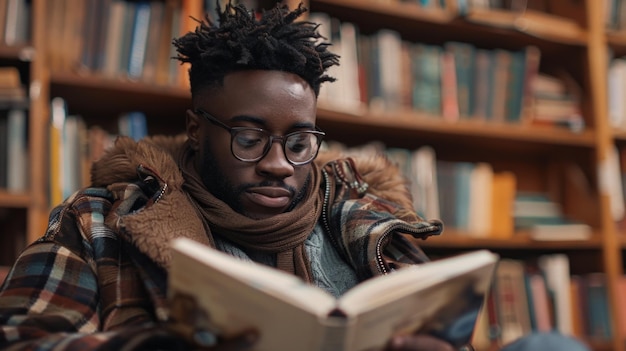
left=186, top=70, right=318, bottom=220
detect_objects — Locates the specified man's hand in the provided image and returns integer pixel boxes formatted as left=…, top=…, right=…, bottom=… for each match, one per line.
left=385, top=335, right=455, bottom=351
left=203, top=330, right=258, bottom=351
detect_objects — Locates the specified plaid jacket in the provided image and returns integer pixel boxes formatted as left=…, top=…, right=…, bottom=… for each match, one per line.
left=0, top=138, right=442, bottom=351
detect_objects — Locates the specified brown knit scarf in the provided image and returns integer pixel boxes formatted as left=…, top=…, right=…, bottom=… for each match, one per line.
left=177, top=141, right=322, bottom=282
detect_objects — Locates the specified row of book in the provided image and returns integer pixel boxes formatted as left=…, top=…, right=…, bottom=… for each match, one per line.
left=311, top=13, right=584, bottom=132
left=471, top=254, right=615, bottom=349
left=325, top=141, right=592, bottom=240
left=47, top=0, right=184, bottom=85
left=45, top=0, right=275, bottom=86
left=47, top=97, right=148, bottom=207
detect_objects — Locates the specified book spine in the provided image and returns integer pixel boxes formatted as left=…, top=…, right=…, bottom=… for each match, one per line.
left=445, top=41, right=475, bottom=118
left=6, top=108, right=27, bottom=192
left=128, top=2, right=152, bottom=78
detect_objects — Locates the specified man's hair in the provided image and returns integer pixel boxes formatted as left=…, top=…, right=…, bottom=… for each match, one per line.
left=173, top=2, right=339, bottom=97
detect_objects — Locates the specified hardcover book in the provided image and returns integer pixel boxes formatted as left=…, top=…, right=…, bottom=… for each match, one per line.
left=168, top=238, right=499, bottom=351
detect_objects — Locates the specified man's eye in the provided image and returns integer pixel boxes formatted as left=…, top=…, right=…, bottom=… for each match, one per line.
left=234, top=130, right=265, bottom=148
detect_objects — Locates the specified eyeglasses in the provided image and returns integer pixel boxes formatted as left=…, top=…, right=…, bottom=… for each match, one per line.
left=195, top=109, right=325, bottom=166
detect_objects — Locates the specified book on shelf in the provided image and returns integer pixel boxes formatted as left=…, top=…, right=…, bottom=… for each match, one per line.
left=154, top=0, right=180, bottom=86
left=370, top=28, right=403, bottom=113
left=127, top=1, right=152, bottom=78
left=444, top=41, right=475, bottom=118
left=527, top=219, right=592, bottom=241
left=490, top=170, right=516, bottom=239
left=608, top=56, right=626, bottom=130
left=440, top=50, right=460, bottom=121
left=467, top=162, right=493, bottom=237
left=569, top=272, right=616, bottom=341
left=410, top=145, right=440, bottom=220
left=168, top=237, right=499, bottom=351
left=569, top=275, right=585, bottom=338
left=490, top=49, right=512, bottom=122
left=0, top=0, right=7, bottom=44
left=513, top=192, right=592, bottom=241
left=411, top=43, right=442, bottom=116
left=101, top=0, right=126, bottom=77
left=141, top=1, right=165, bottom=82
left=118, top=111, right=148, bottom=141
left=526, top=271, right=554, bottom=333
left=471, top=48, right=494, bottom=120
left=491, top=259, right=532, bottom=345
left=584, top=273, right=612, bottom=340
left=538, top=254, right=573, bottom=336
left=6, top=108, right=27, bottom=192
left=49, top=97, right=66, bottom=206
left=519, top=46, right=541, bottom=122
left=4, top=0, right=30, bottom=46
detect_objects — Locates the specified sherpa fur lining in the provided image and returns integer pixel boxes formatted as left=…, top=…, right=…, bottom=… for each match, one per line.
left=91, top=134, right=188, bottom=190
left=314, top=149, right=415, bottom=217
left=90, top=135, right=415, bottom=268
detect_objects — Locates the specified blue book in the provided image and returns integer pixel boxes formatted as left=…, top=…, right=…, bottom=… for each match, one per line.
left=586, top=274, right=613, bottom=340
left=472, top=49, right=494, bottom=119
left=453, top=162, right=474, bottom=230
left=130, top=112, right=148, bottom=141
left=412, top=43, right=442, bottom=115
left=118, top=3, right=137, bottom=77
left=128, top=2, right=152, bottom=78
left=505, top=49, right=527, bottom=123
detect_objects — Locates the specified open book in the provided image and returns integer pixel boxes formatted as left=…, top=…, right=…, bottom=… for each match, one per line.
left=168, top=237, right=499, bottom=351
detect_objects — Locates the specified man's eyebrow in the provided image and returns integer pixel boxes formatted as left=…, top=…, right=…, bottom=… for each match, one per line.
left=230, top=115, right=316, bottom=130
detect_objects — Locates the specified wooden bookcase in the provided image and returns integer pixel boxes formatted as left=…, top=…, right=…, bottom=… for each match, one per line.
left=0, top=0, right=624, bottom=350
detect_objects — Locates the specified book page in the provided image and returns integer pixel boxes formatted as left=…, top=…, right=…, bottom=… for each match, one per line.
left=170, top=237, right=337, bottom=313
left=338, top=250, right=498, bottom=349
left=169, top=238, right=340, bottom=350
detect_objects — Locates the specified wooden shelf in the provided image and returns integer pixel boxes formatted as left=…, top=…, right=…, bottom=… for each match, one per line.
left=419, top=230, right=604, bottom=250
left=464, top=8, right=588, bottom=45
left=316, top=105, right=596, bottom=153
left=0, top=190, right=30, bottom=208
left=50, top=71, right=188, bottom=98
left=310, top=0, right=455, bottom=25
left=0, top=44, right=34, bottom=62
left=49, top=71, right=190, bottom=133
left=310, top=0, right=587, bottom=55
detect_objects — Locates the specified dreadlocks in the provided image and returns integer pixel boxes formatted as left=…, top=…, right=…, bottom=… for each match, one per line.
left=173, top=2, right=339, bottom=97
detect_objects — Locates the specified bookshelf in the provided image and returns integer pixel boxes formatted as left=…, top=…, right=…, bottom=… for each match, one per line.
left=0, top=0, right=624, bottom=350
left=309, top=1, right=621, bottom=351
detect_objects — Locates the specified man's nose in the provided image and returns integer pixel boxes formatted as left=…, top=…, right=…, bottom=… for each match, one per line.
left=255, top=141, right=294, bottom=178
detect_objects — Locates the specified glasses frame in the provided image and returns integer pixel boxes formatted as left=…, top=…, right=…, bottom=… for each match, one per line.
left=194, top=109, right=326, bottom=166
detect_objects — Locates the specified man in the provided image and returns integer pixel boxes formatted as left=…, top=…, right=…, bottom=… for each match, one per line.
left=0, top=2, right=589, bottom=351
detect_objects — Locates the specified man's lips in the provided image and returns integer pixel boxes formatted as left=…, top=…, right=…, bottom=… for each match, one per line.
left=245, top=187, right=293, bottom=208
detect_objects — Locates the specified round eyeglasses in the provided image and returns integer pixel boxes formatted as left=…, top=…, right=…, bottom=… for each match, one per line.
left=195, top=109, right=325, bottom=166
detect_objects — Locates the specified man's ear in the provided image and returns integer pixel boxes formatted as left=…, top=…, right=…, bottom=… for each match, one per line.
left=186, top=109, right=201, bottom=151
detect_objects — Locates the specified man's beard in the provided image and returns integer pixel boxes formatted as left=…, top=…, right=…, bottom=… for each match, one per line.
left=198, top=149, right=311, bottom=217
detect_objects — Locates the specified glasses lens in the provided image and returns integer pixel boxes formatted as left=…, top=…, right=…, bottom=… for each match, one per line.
left=285, top=132, right=320, bottom=164
left=232, top=129, right=268, bottom=161
left=231, top=129, right=322, bottom=164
